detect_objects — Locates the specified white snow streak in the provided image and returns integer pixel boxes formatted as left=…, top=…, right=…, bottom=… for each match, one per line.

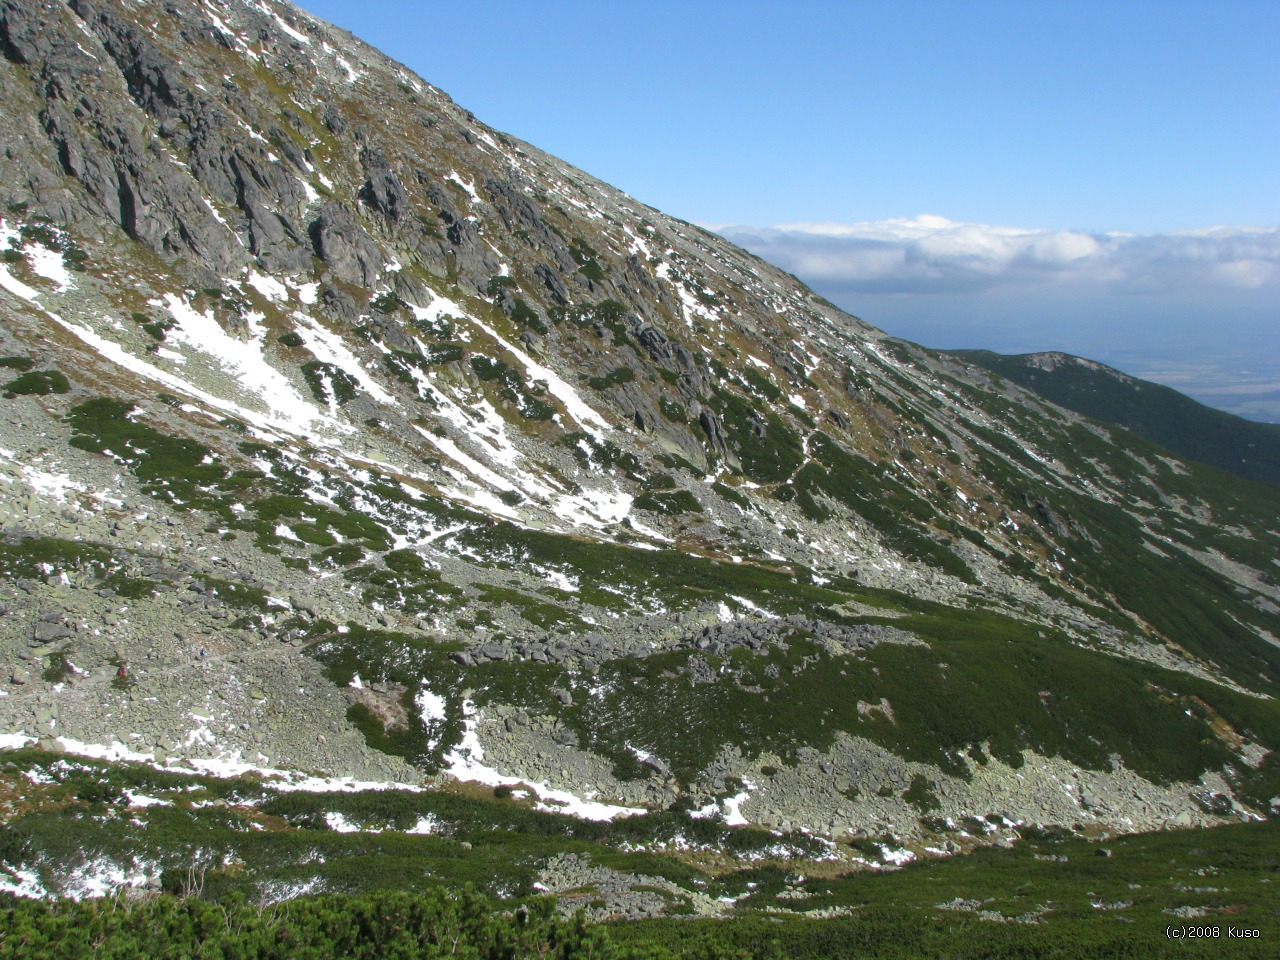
left=293, top=312, right=397, bottom=405
left=443, top=700, right=644, bottom=821
left=26, top=246, right=73, bottom=291
left=0, top=264, right=41, bottom=301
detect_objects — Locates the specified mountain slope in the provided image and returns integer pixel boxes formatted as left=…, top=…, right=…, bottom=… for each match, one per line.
left=951, top=349, right=1280, bottom=485
left=0, top=0, right=1278, bottom=910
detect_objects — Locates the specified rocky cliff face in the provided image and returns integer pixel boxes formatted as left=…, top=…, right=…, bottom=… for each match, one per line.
left=1, top=0, right=1278, bottom=883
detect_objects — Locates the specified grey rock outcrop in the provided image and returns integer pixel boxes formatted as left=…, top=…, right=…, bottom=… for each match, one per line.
left=309, top=201, right=381, bottom=286
left=360, top=149, right=408, bottom=222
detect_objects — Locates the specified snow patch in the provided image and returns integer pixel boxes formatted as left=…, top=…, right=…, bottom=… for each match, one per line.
left=248, top=0, right=310, bottom=44
left=333, top=53, right=359, bottom=83
left=721, top=790, right=751, bottom=826
left=415, top=685, right=447, bottom=751
left=443, top=700, right=644, bottom=821
left=729, top=594, right=777, bottom=619
left=553, top=488, right=633, bottom=529
left=324, top=812, right=365, bottom=833
left=672, top=281, right=718, bottom=329
left=531, top=565, right=579, bottom=593
left=26, top=245, right=73, bottom=291
left=0, top=449, right=86, bottom=502
left=246, top=271, right=289, bottom=302
left=124, top=790, right=172, bottom=808
left=151, top=293, right=334, bottom=435
left=416, top=687, right=447, bottom=724
left=445, top=171, right=480, bottom=204
left=880, top=845, right=916, bottom=866
left=0, top=867, right=46, bottom=899
left=292, top=312, right=398, bottom=406
left=413, top=426, right=518, bottom=495
left=0, top=263, right=42, bottom=301
left=691, top=786, right=753, bottom=826
left=467, top=313, right=612, bottom=435
left=627, top=516, right=672, bottom=543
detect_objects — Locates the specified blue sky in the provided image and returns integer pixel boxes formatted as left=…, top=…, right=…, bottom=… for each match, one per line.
left=294, top=0, right=1279, bottom=419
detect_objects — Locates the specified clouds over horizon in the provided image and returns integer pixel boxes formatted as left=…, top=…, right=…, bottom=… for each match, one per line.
left=711, top=216, right=1280, bottom=297
left=711, top=216, right=1280, bottom=422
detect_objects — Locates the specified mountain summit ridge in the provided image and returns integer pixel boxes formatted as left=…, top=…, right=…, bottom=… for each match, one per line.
left=0, top=0, right=1278, bottom=905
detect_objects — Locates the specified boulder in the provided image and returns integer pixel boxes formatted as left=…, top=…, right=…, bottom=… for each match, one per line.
left=309, top=201, right=382, bottom=286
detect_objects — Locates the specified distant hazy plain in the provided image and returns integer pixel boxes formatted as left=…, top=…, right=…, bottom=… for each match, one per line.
left=845, top=291, right=1280, bottom=424
left=852, top=294, right=1280, bottom=425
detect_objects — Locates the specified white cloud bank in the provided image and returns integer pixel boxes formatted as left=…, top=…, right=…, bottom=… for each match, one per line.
left=713, top=216, right=1280, bottom=422
left=711, top=216, right=1280, bottom=296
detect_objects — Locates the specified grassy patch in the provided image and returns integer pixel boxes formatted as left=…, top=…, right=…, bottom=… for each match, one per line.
left=66, top=398, right=234, bottom=513
left=474, top=583, right=590, bottom=631
left=469, top=355, right=555, bottom=419
left=715, top=390, right=804, bottom=484
left=301, top=360, right=358, bottom=406
left=191, top=574, right=270, bottom=611
left=741, top=366, right=783, bottom=402
left=345, top=695, right=433, bottom=766
left=790, top=433, right=972, bottom=579
left=346, top=549, right=464, bottom=616
left=42, top=653, right=73, bottom=684
left=0, top=537, right=113, bottom=580
left=235, top=491, right=392, bottom=552
left=530, top=600, right=1280, bottom=785
left=954, top=348, right=1280, bottom=485
left=454, top=519, right=847, bottom=616
left=568, top=237, right=606, bottom=282
left=586, top=366, right=636, bottom=390
left=551, top=299, right=629, bottom=345
left=2, top=750, right=1276, bottom=956
left=616, top=820, right=1280, bottom=957
left=658, top=395, right=686, bottom=423
left=902, top=773, right=940, bottom=812
left=2, top=369, right=69, bottom=397
left=509, top=296, right=546, bottom=333
left=633, top=489, right=703, bottom=515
